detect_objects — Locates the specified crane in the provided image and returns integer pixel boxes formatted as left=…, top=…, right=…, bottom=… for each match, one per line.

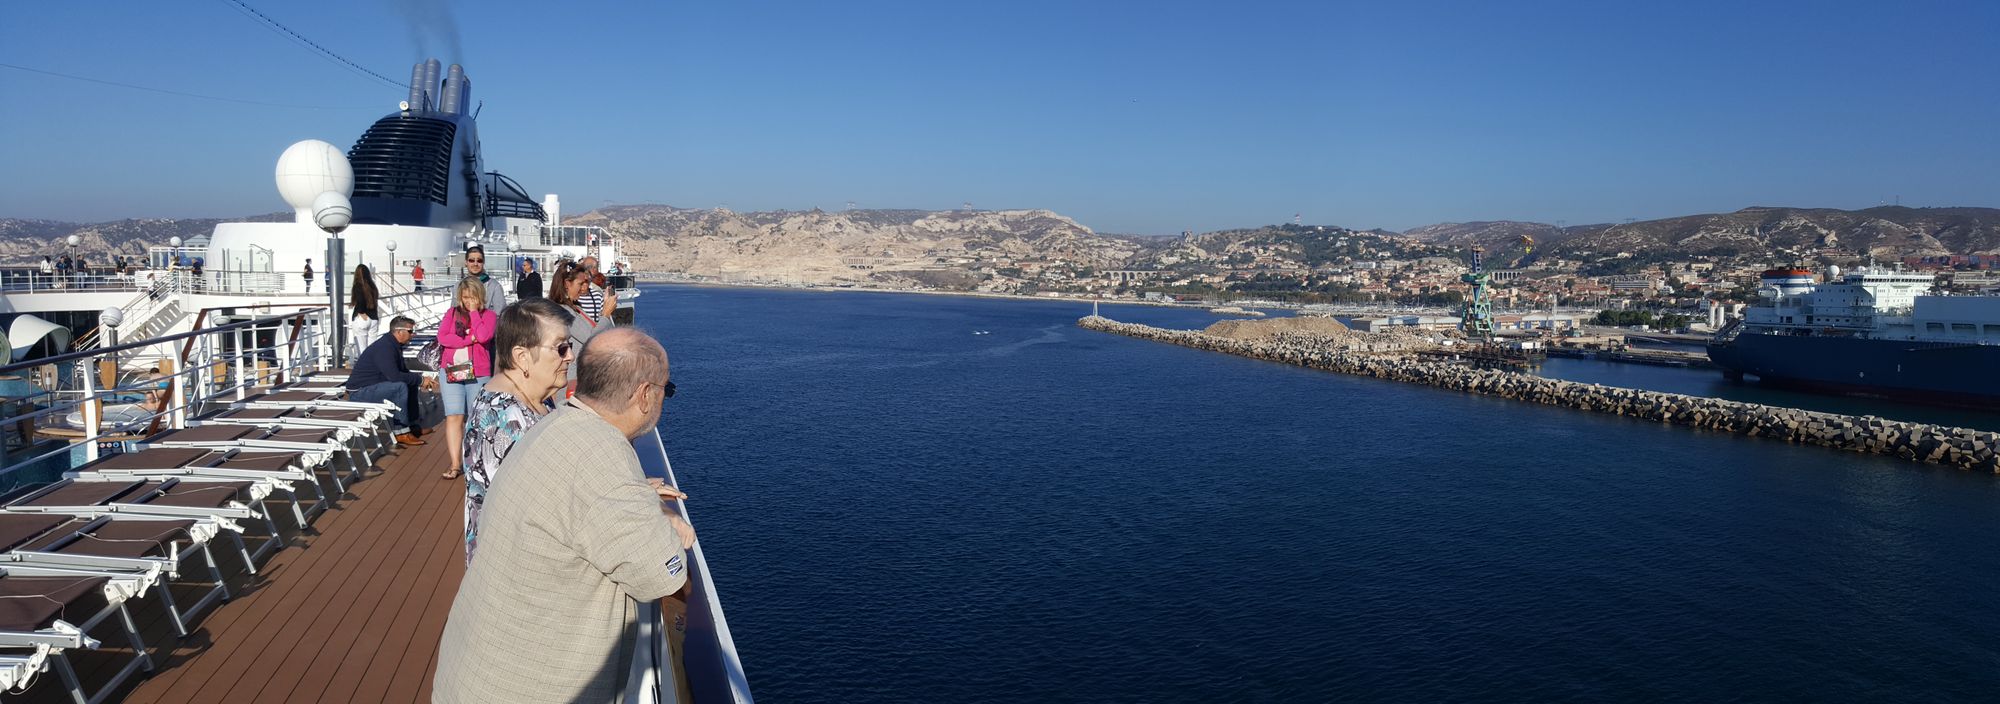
left=1460, top=245, right=1494, bottom=342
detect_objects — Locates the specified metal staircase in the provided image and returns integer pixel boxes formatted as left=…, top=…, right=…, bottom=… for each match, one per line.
left=70, top=272, right=192, bottom=369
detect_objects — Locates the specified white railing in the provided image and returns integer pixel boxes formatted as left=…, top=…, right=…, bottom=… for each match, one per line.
left=0, top=307, right=340, bottom=489
left=627, top=432, right=752, bottom=704
left=0, top=268, right=156, bottom=294
left=73, top=272, right=192, bottom=352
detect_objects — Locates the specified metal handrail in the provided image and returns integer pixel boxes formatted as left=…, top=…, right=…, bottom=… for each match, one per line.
left=0, top=308, right=326, bottom=377
left=0, top=306, right=338, bottom=483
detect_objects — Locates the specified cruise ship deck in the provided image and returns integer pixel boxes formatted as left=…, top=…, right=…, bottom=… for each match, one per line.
left=17, top=433, right=463, bottom=703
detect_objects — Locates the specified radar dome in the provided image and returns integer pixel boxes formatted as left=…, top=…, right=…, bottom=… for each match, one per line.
left=275, top=140, right=354, bottom=223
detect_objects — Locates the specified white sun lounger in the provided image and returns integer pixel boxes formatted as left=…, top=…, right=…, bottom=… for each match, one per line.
left=4, top=474, right=280, bottom=573
left=0, top=512, right=231, bottom=639
left=0, top=568, right=156, bottom=704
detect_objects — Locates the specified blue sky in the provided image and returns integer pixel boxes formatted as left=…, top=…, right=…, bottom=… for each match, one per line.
left=2, top=0, right=1996, bottom=234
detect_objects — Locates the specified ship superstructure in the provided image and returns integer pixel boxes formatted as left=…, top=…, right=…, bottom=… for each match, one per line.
left=1707, top=265, right=2000, bottom=405
left=0, top=59, right=744, bottom=703
left=3, top=59, right=637, bottom=364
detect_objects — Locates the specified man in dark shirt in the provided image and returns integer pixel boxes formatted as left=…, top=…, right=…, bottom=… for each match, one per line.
left=345, top=316, right=437, bottom=445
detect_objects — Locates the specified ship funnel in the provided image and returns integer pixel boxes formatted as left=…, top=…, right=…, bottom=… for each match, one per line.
left=441, top=64, right=465, bottom=114
left=407, top=62, right=427, bottom=112
left=422, top=58, right=442, bottom=111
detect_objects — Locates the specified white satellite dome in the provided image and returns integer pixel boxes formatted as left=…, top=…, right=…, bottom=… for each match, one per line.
left=275, top=140, right=354, bottom=223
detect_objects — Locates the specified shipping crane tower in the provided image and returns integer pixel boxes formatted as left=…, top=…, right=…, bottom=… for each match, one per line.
left=1459, top=245, right=1495, bottom=342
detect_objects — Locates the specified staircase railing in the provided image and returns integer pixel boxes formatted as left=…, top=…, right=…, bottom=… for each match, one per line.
left=71, top=270, right=190, bottom=351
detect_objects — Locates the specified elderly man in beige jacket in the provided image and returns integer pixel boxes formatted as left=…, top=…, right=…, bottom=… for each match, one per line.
left=434, top=327, right=695, bottom=704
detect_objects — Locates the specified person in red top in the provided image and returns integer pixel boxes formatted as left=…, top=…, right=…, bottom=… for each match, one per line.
left=411, top=261, right=426, bottom=290
left=438, top=276, right=498, bottom=479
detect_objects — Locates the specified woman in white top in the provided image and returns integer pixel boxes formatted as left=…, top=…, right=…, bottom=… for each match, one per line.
left=348, top=265, right=381, bottom=361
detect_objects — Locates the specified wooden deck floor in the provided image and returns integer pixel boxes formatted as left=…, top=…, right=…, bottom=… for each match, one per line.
left=21, top=432, right=465, bottom=703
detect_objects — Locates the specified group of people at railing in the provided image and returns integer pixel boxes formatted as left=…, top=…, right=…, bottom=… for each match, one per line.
left=334, top=244, right=690, bottom=702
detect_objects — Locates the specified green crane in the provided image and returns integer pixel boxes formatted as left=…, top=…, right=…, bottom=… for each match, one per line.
left=1460, top=245, right=1494, bottom=342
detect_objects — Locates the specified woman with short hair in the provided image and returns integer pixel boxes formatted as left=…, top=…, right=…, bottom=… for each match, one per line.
left=458, top=297, right=575, bottom=563
left=438, top=276, right=497, bottom=480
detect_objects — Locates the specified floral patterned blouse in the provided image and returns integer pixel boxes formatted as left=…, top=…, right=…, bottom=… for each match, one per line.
left=462, top=388, right=545, bottom=564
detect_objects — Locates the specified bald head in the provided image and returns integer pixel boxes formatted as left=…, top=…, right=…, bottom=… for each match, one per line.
left=574, top=327, right=669, bottom=411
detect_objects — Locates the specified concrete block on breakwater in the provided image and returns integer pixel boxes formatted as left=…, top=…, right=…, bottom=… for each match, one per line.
left=1077, top=315, right=2000, bottom=473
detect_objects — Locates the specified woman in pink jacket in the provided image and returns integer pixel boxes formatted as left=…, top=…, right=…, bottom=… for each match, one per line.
left=438, top=276, right=497, bottom=480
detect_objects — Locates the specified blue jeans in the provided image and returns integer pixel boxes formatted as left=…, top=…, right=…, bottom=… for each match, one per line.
left=348, top=380, right=422, bottom=430
left=441, top=377, right=488, bottom=417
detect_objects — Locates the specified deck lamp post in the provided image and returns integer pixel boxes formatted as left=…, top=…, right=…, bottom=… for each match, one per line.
left=313, top=191, right=352, bottom=367
left=386, top=240, right=398, bottom=290
left=65, top=235, right=79, bottom=288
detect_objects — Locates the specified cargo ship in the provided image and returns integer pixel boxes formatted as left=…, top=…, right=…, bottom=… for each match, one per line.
left=1707, top=266, right=2000, bottom=406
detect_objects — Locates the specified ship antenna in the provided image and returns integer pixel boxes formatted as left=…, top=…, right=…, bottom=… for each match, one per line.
left=473, top=100, right=483, bottom=119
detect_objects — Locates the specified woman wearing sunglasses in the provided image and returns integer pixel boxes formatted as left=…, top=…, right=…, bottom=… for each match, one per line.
left=458, top=297, right=576, bottom=564
left=548, top=260, right=611, bottom=397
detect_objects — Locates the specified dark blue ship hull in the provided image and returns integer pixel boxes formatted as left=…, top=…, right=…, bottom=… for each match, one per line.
left=1707, top=333, right=2000, bottom=407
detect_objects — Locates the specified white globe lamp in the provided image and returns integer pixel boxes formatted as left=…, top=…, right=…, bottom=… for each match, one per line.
left=65, top=235, right=80, bottom=247
left=168, top=236, right=182, bottom=248
left=312, top=192, right=353, bottom=235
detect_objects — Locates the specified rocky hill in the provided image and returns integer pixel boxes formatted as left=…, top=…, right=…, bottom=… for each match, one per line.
left=565, top=205, right=1143, bottom=284
left=7, top=204, right=1998, bottom=279
left=0, top=214, right=288, bottom=264
left=1403, top=207, right=2000, bottom=260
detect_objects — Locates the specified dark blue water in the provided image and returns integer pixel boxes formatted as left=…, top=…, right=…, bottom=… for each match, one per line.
left=636, top=285, right=2000, bottom=703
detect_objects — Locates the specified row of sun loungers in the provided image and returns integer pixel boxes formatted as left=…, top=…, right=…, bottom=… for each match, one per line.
left=0, top=373, right=398, bottom=703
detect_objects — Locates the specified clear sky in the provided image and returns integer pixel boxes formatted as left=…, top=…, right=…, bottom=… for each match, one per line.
left=3, top=0, right=1996, bottom=234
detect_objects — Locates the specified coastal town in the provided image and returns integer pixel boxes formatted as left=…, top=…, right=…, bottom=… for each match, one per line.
left=637, top=215, right=2000, bottom=334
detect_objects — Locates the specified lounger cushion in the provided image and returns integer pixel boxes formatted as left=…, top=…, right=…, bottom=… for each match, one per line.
left=310, top=410, right=368, bottom=423
left=0, top=576, right=111, bottom=632
left=256, top=391, right=334, bottom=403
left=84, top=447, right=217, bottom=472
left=0, top=514, right=68, bottom=552
left=151, top=426, right=259, bottom=444
left=217, top=408, right=292, bottom=421
left=22, top=519, right=194, bottom=560
left=211, top=452, right=304, bottom=472
left=143, top=481, right=256, bottom=509
left=12, top=480, right=152, bottom=508
left=267, top=428, right=340, bottom=445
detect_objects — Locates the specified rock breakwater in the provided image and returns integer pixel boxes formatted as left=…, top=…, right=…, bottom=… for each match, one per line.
left=1079, top=316, right=2000, bottom=472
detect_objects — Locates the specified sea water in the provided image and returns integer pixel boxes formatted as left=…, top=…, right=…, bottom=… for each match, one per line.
left=638, top=285, right=2000, bottom=703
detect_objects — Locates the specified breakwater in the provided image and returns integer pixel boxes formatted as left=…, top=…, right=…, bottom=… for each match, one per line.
left=1079, top=316, right=2000, bottom=472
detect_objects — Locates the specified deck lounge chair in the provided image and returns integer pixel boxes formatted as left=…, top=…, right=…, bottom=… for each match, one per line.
left=194, top=406, right=390, bottom=462
left=3, top=474, right=280, bottom=573
left=236, top=389, right=395, bottom=426
left=140, top=424, right=363, bottom=495
left=65, top=447, right=315, bottom=532
left=0, top=512, right=229, bottom=639
left=0, top=570, right=155, bottom=704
